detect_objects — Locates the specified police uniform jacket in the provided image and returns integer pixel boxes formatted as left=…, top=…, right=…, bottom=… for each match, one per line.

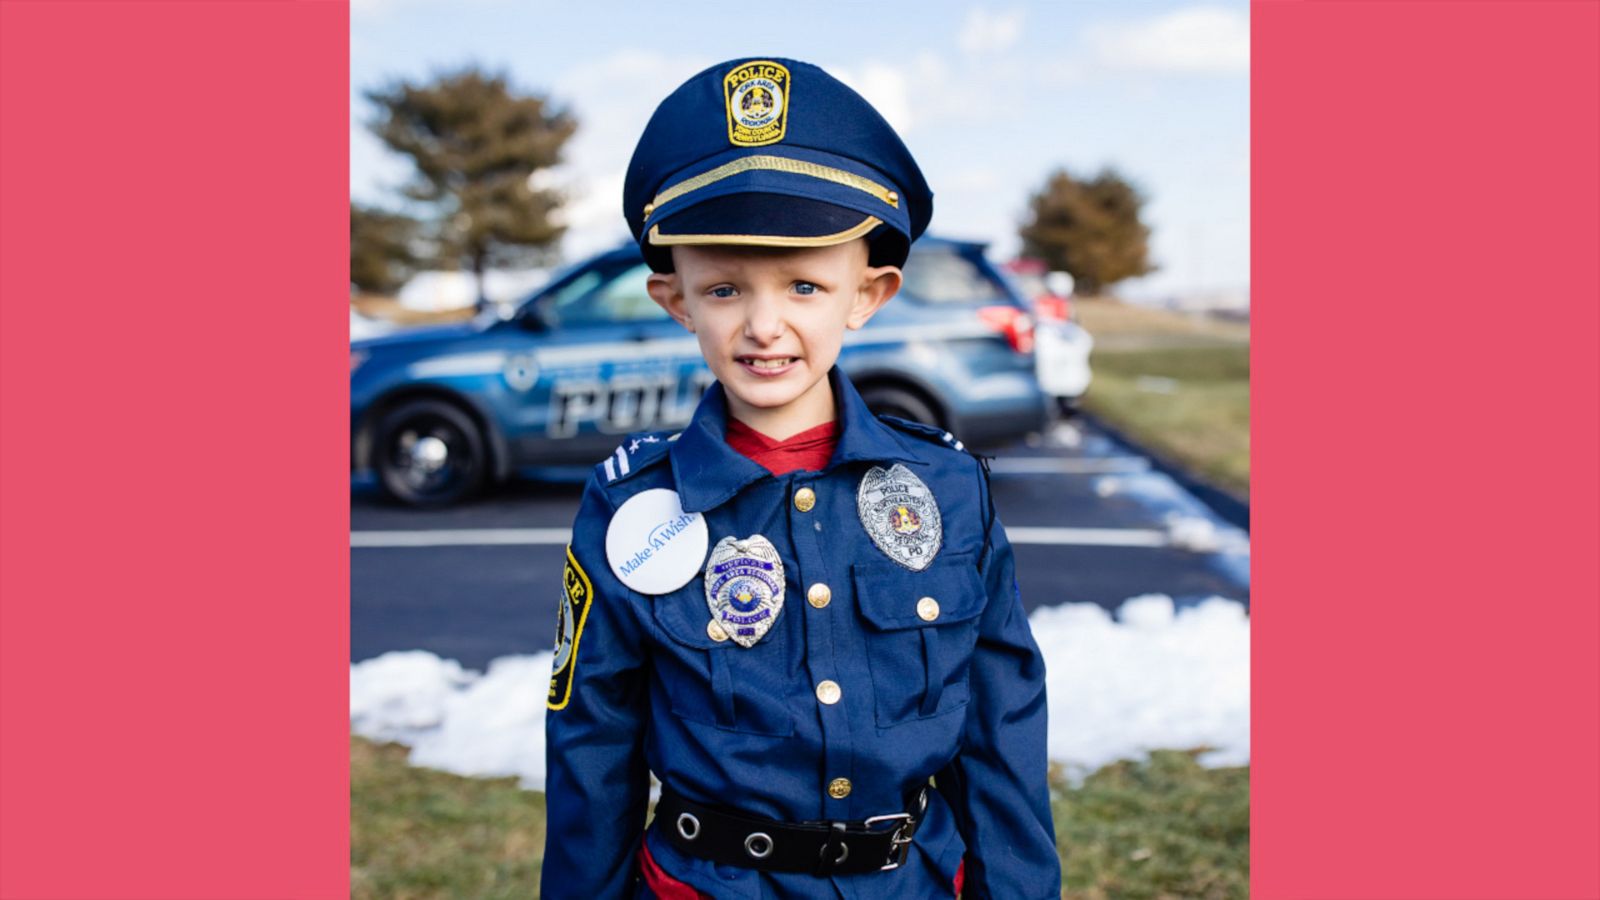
left=542, top=369, right=1060, bottom=898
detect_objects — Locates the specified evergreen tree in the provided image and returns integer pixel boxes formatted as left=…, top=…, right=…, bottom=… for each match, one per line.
left=350, top=203, right=421, bottom=296
left=365, top=66, right=577, bottom=306
left=1019, top=166, right=1156, bottom=295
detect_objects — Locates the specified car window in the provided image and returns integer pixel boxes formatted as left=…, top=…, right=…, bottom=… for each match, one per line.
left=538, top=270, right=604, bottom=328
left=544, top=263, right=667, bottom=327
left=901, top=247, right=1008, bottom=305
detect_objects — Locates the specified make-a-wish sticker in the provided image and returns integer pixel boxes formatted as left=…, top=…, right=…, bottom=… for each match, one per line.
left=604, top=488, right=708, bottom=595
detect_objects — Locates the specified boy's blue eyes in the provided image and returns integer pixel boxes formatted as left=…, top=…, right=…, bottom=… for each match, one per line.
left=706, top=282, right=820, bottom=297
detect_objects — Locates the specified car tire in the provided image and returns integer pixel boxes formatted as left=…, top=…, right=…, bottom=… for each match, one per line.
left=859, top=384, right=940, bottom=429
left=374, top=398, right=488, bottom=507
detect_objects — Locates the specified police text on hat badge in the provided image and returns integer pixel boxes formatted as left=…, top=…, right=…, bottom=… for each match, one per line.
left=605, top=489, right=708, bottom=595
left=857, top=464, right=943, bottom=571
left=704, top=535, right=785, bottom=648
left=724, top=61, right=790, bottom=147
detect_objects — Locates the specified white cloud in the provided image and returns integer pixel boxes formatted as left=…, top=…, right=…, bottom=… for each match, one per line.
left=959, top=6, right=1026, bottom=55
left=546, top=50, right=708, bottom=259
left=1085, top=7, right=1250, bottom=75
left=830, top=63, right=915, bottom=134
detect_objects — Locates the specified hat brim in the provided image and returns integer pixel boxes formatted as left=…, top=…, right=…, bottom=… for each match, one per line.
left=649, top=192, right=881, bottom=245
left=643, top=193, right=899, bottom=273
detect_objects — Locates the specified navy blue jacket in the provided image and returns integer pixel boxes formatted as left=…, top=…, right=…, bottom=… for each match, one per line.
left=542, top=369, right=1060, bottom=898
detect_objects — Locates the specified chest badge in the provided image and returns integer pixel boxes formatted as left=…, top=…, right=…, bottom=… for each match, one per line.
left=857, top=463, right=943, bottom=571
left=704, top=535, right=785, bottom=648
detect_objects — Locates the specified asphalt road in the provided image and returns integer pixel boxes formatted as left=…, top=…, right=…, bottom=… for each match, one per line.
left=352, top=419, right=1250, bottom=669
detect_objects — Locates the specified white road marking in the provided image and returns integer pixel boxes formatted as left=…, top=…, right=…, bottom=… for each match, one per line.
left=1004, top=527, right=1171, bottom=547
left=985, top=457, right=1150, bottom=475
left=352, top=525, right=1172, bottom=549
left=351, top=529, right=572, bottom=547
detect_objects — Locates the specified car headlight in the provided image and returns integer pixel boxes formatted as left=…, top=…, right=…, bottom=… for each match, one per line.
left=350, top=349, right=369, bottom=373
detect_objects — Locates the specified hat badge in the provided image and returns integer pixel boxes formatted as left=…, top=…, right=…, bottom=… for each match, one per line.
left=724, top=60, right=790, bottom=147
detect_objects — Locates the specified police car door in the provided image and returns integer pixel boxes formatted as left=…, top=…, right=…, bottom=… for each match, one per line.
left=517, top=256, right=711, bottom=466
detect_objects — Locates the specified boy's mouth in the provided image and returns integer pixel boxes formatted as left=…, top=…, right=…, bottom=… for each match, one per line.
left=735, top=355, right=799, bottom=376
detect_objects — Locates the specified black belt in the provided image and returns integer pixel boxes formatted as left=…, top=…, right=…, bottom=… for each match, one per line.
left=655, top=784, right=929, bottom=875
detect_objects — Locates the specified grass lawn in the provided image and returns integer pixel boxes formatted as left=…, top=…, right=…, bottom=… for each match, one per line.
left=353, top=737, right=1248, bottom=899
left=1072, top=298, right=1250, bottom=501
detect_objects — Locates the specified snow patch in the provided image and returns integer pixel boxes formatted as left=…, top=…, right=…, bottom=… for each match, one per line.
left=1095, top=471, right=1251, bottom=578
left=351, top=594, right=1248, bottom=790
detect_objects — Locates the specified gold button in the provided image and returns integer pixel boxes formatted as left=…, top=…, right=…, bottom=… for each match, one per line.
left=815, top=680, right=841, bottom=705
left=917, top=597, right=940, bottom=621
left=793, top=487, right=816, bottom=512
left=706, top=619, right=729, bottom=642
left=643, top=202, right=655, bottom=217
left=887, top=190, right=899, bottom=203
left=807, top=583, right=832, bottom=608
left=827, top=777, right=852, bottom=799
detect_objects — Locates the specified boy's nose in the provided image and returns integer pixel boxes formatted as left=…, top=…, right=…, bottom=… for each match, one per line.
left=742, top=291, right=788, bottom=345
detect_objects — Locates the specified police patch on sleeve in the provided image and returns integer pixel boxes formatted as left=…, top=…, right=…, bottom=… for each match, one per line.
left=724, top=61, right=790, bottom=147
left=548, top=546, right=594, bottom=711
left=857, top=463, right=943, bottom=571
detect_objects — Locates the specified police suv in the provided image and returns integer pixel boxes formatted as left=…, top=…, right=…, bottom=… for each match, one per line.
left=351, top=236, right=1050, bottom=506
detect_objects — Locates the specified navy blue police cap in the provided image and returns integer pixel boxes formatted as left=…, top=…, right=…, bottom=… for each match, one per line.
left=624, top=57, right=933, bottom=274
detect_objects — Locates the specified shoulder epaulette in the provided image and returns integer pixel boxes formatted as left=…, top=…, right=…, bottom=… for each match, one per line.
left=877, top=414, right=970, bottom=455
left=879, top=413, right=996, bottom=562
left=599, top=429, right=679, bottom=484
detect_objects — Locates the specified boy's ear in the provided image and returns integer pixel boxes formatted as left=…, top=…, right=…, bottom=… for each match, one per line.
left=846, top=264, right=902, bottom=330
left=647, top=271, right=693, bottom=333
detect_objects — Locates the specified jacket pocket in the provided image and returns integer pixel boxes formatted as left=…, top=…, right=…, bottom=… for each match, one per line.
left=851, top=550, right=985, bottom=727
left=650, top=584, right=796, bottom=737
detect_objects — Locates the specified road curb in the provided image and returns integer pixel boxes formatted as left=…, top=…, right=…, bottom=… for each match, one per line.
left=1071, top=410, right=1251, bottom=533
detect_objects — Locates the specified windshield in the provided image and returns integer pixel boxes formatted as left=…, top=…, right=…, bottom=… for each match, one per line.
left=900, top=246, right=1008, bottom=305
left=535, top=263, right=670, bottom=328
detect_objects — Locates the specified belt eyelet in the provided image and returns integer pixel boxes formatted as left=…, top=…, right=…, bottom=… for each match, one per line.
left=676, top=812, right=700, bottom=841
left=818, top=841, right=849, bottom=865
left=744, top=831, right=774, bottom=859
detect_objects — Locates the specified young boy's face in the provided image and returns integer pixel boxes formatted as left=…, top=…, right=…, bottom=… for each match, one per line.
left=646, top=238, right=901, bottom=432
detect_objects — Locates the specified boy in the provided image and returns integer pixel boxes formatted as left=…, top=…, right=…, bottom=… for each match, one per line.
left=542, top=57, right=1060, bottom=898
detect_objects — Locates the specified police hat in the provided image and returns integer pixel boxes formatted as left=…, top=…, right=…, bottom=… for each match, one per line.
left=623, top=57, right=933, bottom=274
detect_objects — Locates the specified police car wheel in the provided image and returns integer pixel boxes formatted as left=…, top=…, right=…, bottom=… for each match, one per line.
left=374, top=398, right=487, bottom=507
left=859, top=385, right=939, bottom=428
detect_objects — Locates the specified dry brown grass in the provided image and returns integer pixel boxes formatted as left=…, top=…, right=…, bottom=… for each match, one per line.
left=1073, top=297, right=1251, bottom=500
left=1074, top=297, right=1249, bottom=350
left=352, top=294, right=478, bottom=327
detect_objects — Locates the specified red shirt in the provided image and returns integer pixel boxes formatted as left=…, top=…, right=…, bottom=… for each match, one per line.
left=724, top=418, right=838, bottom=475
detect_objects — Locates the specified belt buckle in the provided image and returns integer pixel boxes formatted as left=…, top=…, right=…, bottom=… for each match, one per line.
left=862, top=812, right=915, bottom=871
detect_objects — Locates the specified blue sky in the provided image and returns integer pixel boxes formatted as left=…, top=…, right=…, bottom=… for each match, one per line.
left=351, top=1, right=1249, bottom=300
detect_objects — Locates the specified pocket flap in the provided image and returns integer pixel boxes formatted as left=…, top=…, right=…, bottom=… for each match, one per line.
left=651, top=585, right=730, bottom=650
left=850, top=551, right=985, bottom=630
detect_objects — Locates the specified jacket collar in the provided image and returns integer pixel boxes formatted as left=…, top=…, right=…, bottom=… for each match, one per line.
left=669, top=367, right=928, bottom=513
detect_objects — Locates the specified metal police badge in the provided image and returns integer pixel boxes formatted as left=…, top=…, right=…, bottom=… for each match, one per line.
left=857, top=463, right=943, bottom=571
left=704, top=535, right=785, bottom=648
left=723, top=61, right=790, bottom=147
